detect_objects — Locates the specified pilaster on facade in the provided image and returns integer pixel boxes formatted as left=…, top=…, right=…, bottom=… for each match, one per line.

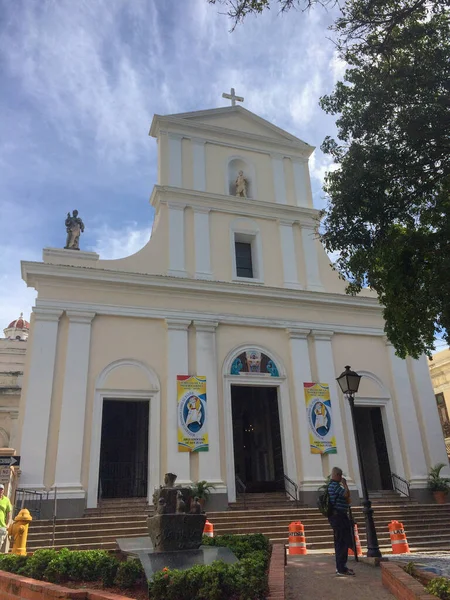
left=300, top=224, right=324, bottom=292
left=292, top=159, right=313, bottom=208
left=386, top=341, right=428, bottom=485
left=19, top=307, right=63, bottom=490
left=193, top=207, right=213, bottom=280
left=279, top=220, right=302, bottom=290
left=167, top=203, right=187, bottom=278
left=312, top=329, right=353, bottom=480
left=193, top=320, right=223, bottom=484
left=271, top=153, right=287, bottom=205
left=192, top=138, right=206, bottom=192
left=410, top=355, right=449, bottom=473
left=166, top=318, right=191, bottom=483
left=287, top=328, right=323, bottom=488
left=54, top=311, right=95, bottom=493
left=168, top=133, right=183, bottom=187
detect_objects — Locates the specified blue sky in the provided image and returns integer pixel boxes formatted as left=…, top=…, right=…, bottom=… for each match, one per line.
left=0, top=0, right=398, bottom=333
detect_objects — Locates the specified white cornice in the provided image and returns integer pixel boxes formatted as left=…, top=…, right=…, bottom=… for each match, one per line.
left=34, top=298, right=385, bottom=338
left=149, top=112, right=314, bottom=158
left=150, top=185, right=320, bottom=224
left=22, top=261, right=381, bottom=313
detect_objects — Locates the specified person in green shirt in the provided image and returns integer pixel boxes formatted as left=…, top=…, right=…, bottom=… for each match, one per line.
left=0, top=485, right=12, bottom=551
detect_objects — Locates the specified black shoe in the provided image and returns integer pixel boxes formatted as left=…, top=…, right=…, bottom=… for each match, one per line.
left=336, top=568, right=355, bottom=576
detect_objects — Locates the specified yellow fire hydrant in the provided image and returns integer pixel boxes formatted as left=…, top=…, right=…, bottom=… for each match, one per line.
left=8, top=509, right=32, bottom=555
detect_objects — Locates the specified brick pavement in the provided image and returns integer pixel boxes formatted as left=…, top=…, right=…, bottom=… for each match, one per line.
left=286, top=554, right=396, bottom=600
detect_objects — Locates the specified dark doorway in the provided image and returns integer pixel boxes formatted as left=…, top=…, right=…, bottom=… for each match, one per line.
left=231, top=386, right=284, bottom=493
left=99, top=400, right=149, bottom=499
left=354, top=406, right=392, bottom=490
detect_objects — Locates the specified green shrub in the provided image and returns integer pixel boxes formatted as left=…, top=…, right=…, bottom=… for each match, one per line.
left=113, top=558, right=144, bottom=589
left=427, top=577, right=450, bottom=600
left=403, top=561, right=416, bottom=576
left=22, top=549, right=59, bottom=580
left=148, top=534, right=270, bottom=600
left=0, top=554, right=28, bottom=574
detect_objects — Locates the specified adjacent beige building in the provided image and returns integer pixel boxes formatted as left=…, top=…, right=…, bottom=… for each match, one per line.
left=0, top=315, right=28, bottom=450
left=17, top=104, right=449, bottom=517
left=429, top=349, right=450, bottom=445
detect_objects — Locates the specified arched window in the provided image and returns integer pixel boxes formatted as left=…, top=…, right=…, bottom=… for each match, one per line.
left=230, top=349, right=280, bottom=377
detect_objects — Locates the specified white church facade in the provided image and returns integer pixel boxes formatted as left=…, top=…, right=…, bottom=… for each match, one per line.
left=17, top=103, right=448, bottom=517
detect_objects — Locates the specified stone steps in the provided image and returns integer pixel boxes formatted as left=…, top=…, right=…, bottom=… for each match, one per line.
left=24, top=499, right=450, bottom=552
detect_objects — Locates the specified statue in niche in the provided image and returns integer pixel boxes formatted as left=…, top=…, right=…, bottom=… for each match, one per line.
left=235, top=170, right=248, bottom=198
left=64, top=210, right=85, bottom=250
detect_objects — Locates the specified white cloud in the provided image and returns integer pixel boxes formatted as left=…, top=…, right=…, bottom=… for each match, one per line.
left=91, top=224, right=152, bottom=260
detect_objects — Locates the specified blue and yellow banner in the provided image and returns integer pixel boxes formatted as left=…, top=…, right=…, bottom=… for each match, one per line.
left=304, top=382, right=337, bottom=455
left=177, top=376, right=208, bottom=452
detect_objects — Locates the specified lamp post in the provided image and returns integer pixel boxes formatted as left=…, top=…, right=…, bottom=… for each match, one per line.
left=336, top=365, right=382, bottom=558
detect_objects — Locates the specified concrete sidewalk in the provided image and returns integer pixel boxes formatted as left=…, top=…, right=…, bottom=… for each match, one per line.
left=286, top=554, right=395, bottom=599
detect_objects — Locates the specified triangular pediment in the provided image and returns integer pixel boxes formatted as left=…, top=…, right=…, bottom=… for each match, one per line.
left=156, top=106, right=313, bottom=149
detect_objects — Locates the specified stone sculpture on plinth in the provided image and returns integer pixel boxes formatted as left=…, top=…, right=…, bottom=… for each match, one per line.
left=64, top=210, right=85, bottom=250
left=147, top=473, right=206, bottom=552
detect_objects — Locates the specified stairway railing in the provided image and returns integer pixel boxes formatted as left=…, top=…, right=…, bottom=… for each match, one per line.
left=391, top=473, right=410, bottom=498
left=283, top=474, right=299, bottom=506
left=235, top=475, right=247, bottom=509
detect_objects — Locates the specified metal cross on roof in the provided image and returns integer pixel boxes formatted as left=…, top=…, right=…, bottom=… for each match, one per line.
left=222, top=87, right=244, bottom=106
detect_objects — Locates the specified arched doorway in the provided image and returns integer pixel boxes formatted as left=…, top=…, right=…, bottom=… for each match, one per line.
left=223, top=346, right=297, bottom=502
left=87, top=359, right=161, bottom=509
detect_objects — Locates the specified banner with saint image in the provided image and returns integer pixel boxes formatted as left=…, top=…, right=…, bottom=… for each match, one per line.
left=304, top=382, right=337, bottom=454
left=177, top=376, right=208, bottom=452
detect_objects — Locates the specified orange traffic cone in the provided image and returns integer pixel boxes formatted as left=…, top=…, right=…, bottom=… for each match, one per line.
left=348, top=524, right=363, bottom=557
left=203, top=520, right=214, bottom=538
left=388, top=520, right=410, bottom=554
left=288, top=521, right=307, bottom=555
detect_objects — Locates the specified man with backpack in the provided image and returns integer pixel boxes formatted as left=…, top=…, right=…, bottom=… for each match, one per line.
left=327, top=467, right=355, bottom=576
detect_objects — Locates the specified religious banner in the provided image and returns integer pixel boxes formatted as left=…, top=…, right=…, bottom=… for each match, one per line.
left=304, top=383, right=337, bottom=455
left=177, top=376, right=208, bottom=452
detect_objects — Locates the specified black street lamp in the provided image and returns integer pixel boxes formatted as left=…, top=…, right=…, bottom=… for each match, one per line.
left=336, top=365, right=382, bottom=558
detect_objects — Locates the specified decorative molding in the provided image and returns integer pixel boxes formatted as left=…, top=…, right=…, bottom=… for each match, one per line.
left=193, top=320, right=218, bottom=333
left=165, top=318, right=192, bottom=331
left=43, top=248, right=99, bottom=262
left=287, top=328, right=310, bottom=340
left=167, top=202, right=187, bottom=211
left=311, top=329, right=334, bottom=341
left=65, top=310, right=96, bottom=324
left=35, top=298, right=386, bottom=337
left=192, top=205, right=211, bottom=214
left=32, top=307, right=63, bottom=322
left=20, top=264, right=382, bottom=313
left=167, top=268, right=188, bottom=278
left=151, top=185, right=319, bottom=225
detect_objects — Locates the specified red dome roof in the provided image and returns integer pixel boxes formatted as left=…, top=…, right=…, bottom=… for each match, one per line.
left=7, top=314, right=29, bottom=330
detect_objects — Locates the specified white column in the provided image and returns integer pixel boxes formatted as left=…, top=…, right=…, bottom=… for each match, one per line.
left=292, top=159, right=313, bottom=208
left=300, top=223, right=324, bottom=292
left=387, top=343, right=428, bottom=486
left=279, top=220, right=301, bottom=289
left=312, top=330, right=352, bottom=479
left=168, top=133, right=182, bottom=187
left=54, top=311, right=95, bottom=496
left=411, top=355, right=449, bottom=473
left=9, top=412, right=19, bottom=451
left=192, top=138, right=206, bottom=192
left=193, top=207, right=212, bottom=280
left=194, top=321, right=223, bottom=487
left=271, top=153, right=287, bottom=204
left=166, top=319, right=191, bottom=484
left=20, top=308, right=62, bottom=489
left=287, top=329, right=322, bottom=490
left=168, top=203, right=186, bottom=277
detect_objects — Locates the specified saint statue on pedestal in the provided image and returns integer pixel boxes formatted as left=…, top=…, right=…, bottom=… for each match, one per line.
left=64, top=210, right=84, bottom=250
left=235, top=170, right=247, bottom=198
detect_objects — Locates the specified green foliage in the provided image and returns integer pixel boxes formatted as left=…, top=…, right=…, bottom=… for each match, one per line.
left=403, top=561, right=416, bottom=576
left=427, top=463, right=450, bottom=493
left=189, top=480, right=216, bottom=500
left=0, top=554, right=28, bottom=574
left=426, top=577, right=450, bottom=600
left=148, top=533, right=271, bottom=600
left=209, top=0, right=450, bottom=358
left=113, top=558, right=144, bottom=589
left=21, top=549, right=58, bottom=580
